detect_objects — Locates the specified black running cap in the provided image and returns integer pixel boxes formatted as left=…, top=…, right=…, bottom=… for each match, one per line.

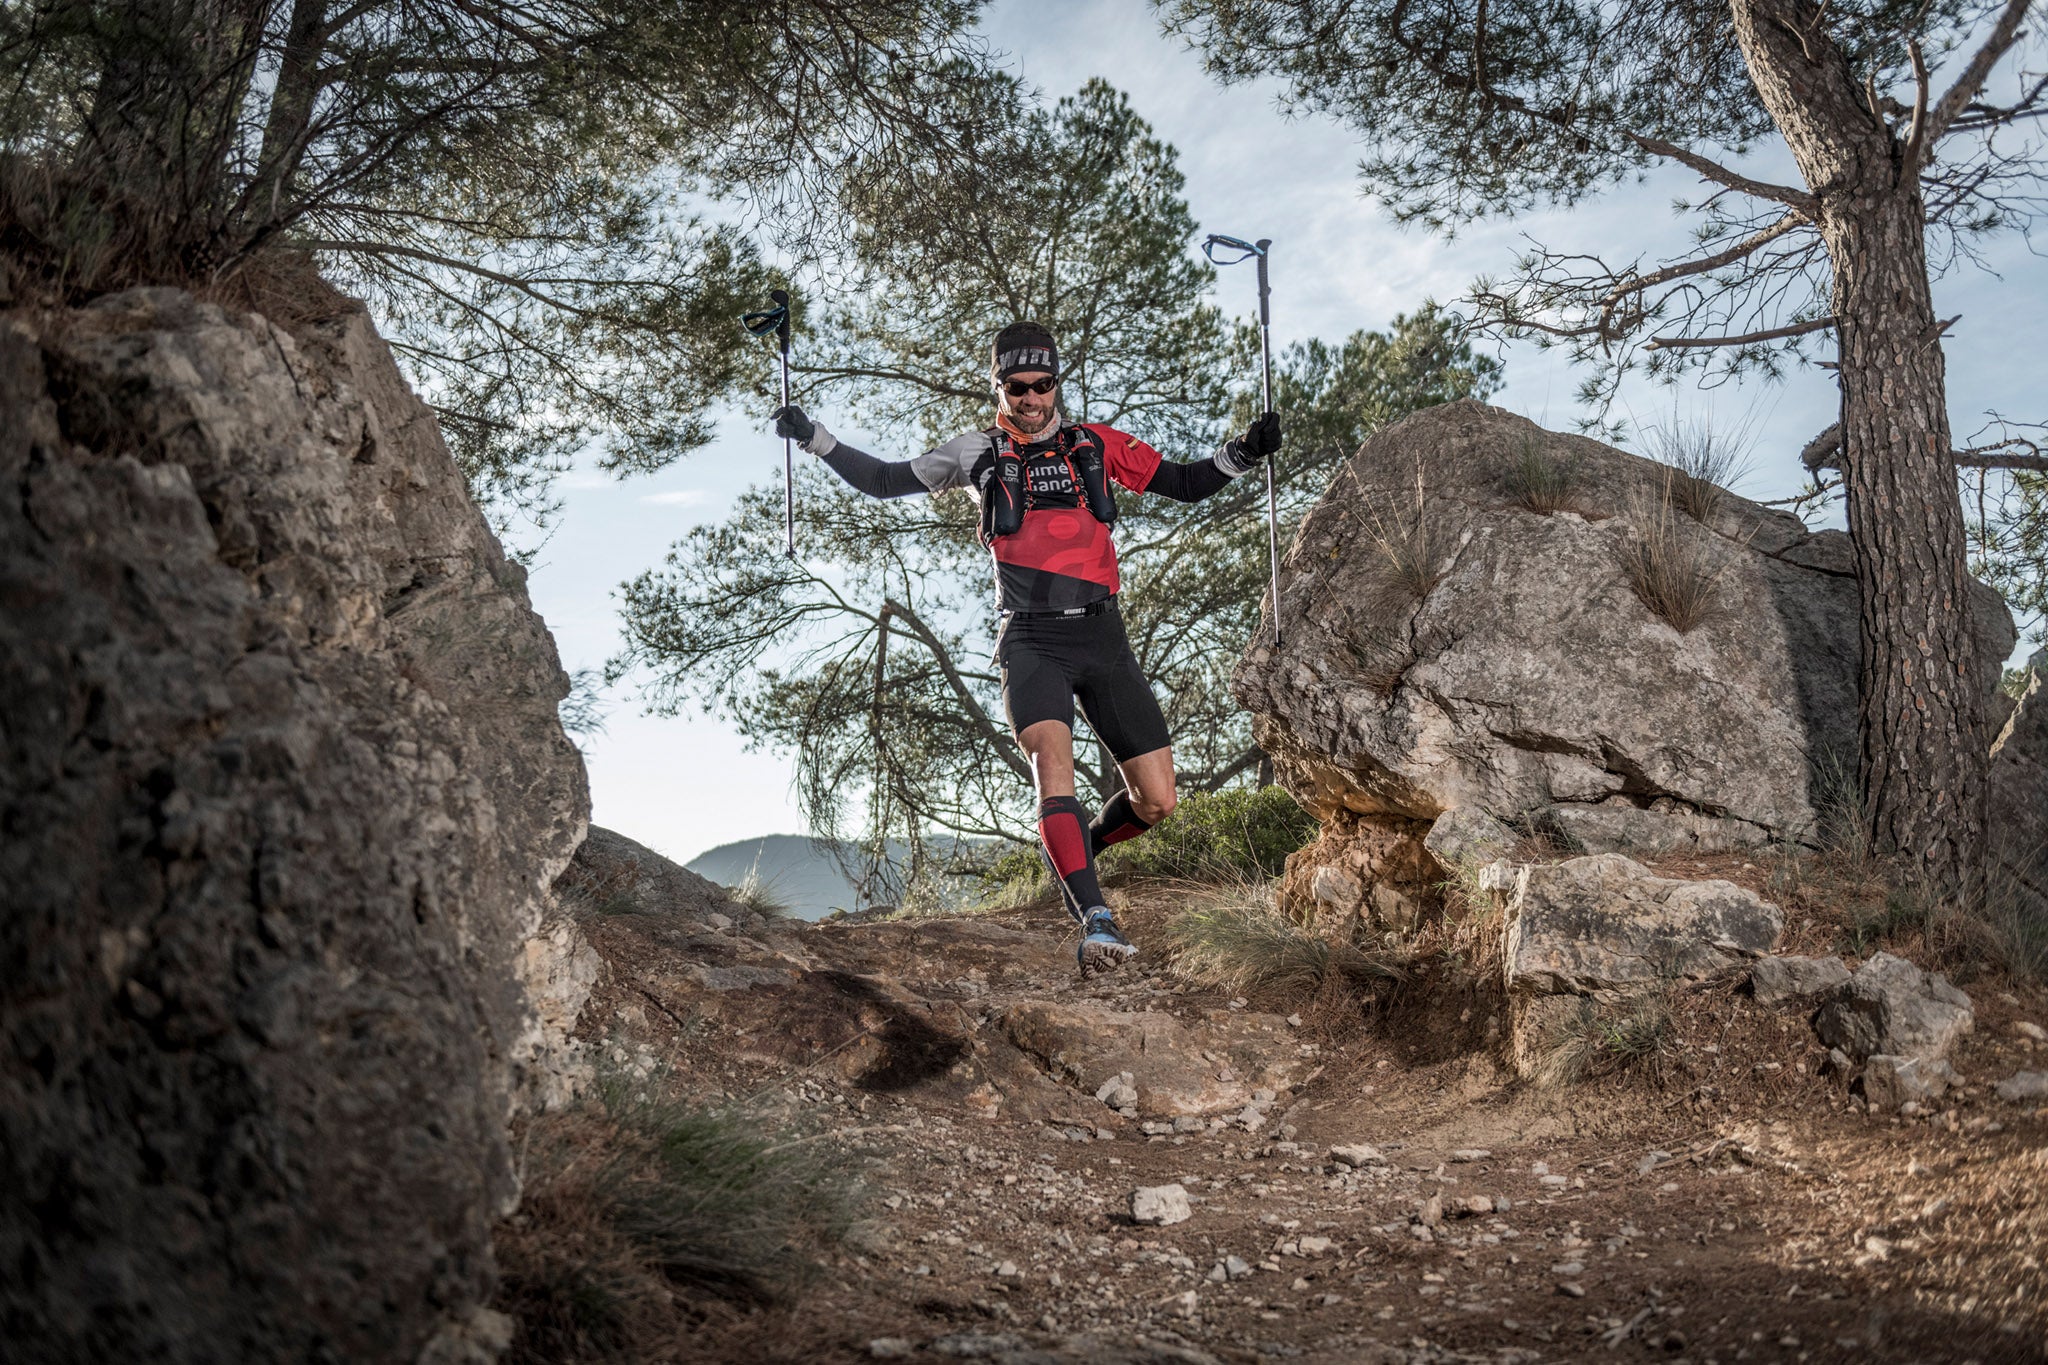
left=992, top=321, right=1059, bottom=380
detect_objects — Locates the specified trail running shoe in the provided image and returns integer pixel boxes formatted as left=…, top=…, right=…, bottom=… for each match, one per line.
left=1079, top=909, right=1137, bottom=979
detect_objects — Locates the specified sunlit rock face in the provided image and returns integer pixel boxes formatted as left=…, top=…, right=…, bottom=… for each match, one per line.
left=1236, top=400, right=2014, bottom=869
left=0, top=287, right=588, bottom=1363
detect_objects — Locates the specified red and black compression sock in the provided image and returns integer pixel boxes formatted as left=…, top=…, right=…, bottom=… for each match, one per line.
left=1038, top=795, right=1105, bottom=923
left=1089, top=789, right=1154, bottom=858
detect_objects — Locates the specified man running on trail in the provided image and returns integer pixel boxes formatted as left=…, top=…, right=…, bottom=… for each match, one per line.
left=771, top=321, right=1281, bottom=978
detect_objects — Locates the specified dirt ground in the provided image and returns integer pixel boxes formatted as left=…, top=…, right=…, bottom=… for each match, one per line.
left=542, top=880, right=2048, bottom=1365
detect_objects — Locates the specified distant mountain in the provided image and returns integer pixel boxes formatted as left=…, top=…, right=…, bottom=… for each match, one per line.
left=685, top=834, right=994, bottom=921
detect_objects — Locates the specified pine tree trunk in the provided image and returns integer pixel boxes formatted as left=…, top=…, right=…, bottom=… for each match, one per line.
left=1731, top=0, right=1987, bottom=892
left=1827, top=191, right=1987, bottom=888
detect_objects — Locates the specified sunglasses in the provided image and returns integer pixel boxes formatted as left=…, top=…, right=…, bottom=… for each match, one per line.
left=1000, top=376, right=1058, bottom=397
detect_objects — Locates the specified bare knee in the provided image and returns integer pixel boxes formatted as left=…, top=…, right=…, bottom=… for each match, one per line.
left=1133, top=787, right=1177, bottom=826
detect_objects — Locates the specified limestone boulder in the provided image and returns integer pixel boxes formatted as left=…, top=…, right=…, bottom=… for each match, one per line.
left=1990, top=650, right=2048, bottom=925
left=1502, top=854, right=1784, bottom=996
left=1814, top=952, right=1974, bottom=1064
left=1235, top=401, right=2015, bottom=863
left=1424, top=807, right=1519, bottom=873
left=0, top=288, right=588, bottom=1363
left=1750, top=954, right=1852, bottom=1009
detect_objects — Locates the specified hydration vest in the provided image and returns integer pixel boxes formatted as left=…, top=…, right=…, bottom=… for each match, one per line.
left=976, top=423, right=1117, bottom=545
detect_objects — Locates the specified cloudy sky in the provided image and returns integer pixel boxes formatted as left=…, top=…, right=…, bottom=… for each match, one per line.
left=522, top=0, right=2048, bottom=868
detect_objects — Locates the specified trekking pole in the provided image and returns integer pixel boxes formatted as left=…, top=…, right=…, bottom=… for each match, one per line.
left=742, top=289, right=797, bottom=557
left=1202, top=234, right=1283, bottom=648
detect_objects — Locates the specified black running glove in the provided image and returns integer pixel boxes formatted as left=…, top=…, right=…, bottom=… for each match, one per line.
left=771, top=404, right=815, bottom=444
left=1216, top=411, right=1282, bottom=477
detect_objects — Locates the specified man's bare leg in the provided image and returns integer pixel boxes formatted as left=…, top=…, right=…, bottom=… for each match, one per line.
left=1089, top=744, right=1178, bottom=855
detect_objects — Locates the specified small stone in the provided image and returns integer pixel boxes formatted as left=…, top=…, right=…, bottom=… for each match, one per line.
left=994, top=1260, right=1019, bottom=1278
left=1539, top=1174, right=1569, bottom=1188
left=2017, top=1021, right=2047, bottom=1043
left=1130, top=1183, right=1192, bottom=1227
left=1329, top=1143, right=1387, bottom=1168
left=1996, top=1070, right=2048, bottom=1102
left=1298, top=1235, right=1334, bottom=1256
left=1253, top=1087, right=1277, bottom=1105
left=1460, top=1195, right=1495, bottom=1217
left=1418, top=1195, right=1444, bottom=1228
left=1449, top=1148, right=1491, bottom=1163
left=1558, top=1282, right=1587, bottom=1298
left=1206, top=1262, right=1228, bottom=1283
left=1287, top=1013, right=1303, bottom=1027
left=1173, top=1115, right=1204, bottom=1133
left=868, top=1339, right=916, bottom=1359
left=1172, top=1290, right=1199, bottom=1319
left=1225, top=1254, right=1254, bottom=1280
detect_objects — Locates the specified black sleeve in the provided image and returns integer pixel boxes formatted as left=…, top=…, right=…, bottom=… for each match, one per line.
left=818, top=440, right=926, bottom=499
left=1143, top=456, right=1233, bottom=503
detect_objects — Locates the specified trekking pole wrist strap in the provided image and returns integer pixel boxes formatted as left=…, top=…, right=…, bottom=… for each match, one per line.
left=1214, top=438, right=1257, bottom=478
left=800, top=421, right=838, bottom=458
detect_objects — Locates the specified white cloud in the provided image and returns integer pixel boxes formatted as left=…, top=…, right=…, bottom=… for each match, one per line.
left=637, top=489, right=710, bottom=507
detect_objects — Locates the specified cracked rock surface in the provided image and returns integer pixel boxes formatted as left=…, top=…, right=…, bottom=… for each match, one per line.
left=1234, top=401, right=2014, bottom=917
left=1, top=287, right=589, bottom=1364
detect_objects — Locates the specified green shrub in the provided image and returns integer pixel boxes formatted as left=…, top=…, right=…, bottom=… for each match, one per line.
left=977, top=785, right=1318, bottom=902
left=1103, top=786, right=1317, bottom=881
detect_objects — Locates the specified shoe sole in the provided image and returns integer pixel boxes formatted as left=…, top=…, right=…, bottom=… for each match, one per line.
left=1080, top=938, right=1137, bottom=980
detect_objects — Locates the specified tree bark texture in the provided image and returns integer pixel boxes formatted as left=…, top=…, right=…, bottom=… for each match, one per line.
left=1730, top=0, right=1987, bottom=891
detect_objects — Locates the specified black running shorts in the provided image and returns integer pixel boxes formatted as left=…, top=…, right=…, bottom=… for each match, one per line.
left=995, top=600, right=1171, bottom=762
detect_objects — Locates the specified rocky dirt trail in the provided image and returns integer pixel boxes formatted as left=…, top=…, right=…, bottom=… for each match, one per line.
left=555, top=837, right=2048, bottom=1365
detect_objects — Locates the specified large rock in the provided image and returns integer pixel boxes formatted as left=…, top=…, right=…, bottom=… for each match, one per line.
left=1750, top=954, right=1852, bottom=1008
left=1502, top=854, right=1784, bottom=996
left=1236, top=401, right=2015, bottom=867
left=1815, top=952, right=1973, bottom=1064
left=1, top=287, right=588, bottom=1363
left=1990, top=650, right=2048, bottom=926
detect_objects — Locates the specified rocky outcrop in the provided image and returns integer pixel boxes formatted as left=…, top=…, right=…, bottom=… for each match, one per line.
left=1989, top=650, right=2047, bottom=925
left=1273, top=810, right=1438, bottom=933
left=1237, top=401, right=2015, bottom=890
left=1749, top=954, right=1852, bottom=1008
left=998, top=1001, right=1307, bottom=1121
left=1500, top=854, right=1783, bottom=995
left=1815, top=952, right=1974, bottom=1065
left=1, top=288, right=588, bottom=1363
left=1489, top=853, right=1782, bottom=1079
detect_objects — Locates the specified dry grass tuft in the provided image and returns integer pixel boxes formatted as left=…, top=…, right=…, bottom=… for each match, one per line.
left=1642, top=414, right=1754, bottom=524
left=1617, top=481, right=1730, bottom=633
left=495, top=1082, right=856, bottom=1362
left=1501, top=440, right=1580, bottom=515
left=727, top=861, right=794, bottom=918
left=1162, top=877, right=1407, bottom=1004
left=1531, top=990, right=1676, bottom=1089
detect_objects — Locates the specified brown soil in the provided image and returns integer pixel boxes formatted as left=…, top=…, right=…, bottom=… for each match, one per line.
left=519, top=880, right=2048, bottom=1365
